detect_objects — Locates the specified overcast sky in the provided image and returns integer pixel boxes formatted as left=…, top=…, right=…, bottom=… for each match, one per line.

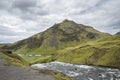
left=0, top=0, right=120, bottom=43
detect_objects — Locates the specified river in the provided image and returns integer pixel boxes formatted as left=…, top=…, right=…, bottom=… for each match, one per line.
left=31, top=61, right=120, bottom=80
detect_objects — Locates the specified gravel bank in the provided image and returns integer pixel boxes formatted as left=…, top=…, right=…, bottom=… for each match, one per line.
left=0, top=59, right=54, bottom=80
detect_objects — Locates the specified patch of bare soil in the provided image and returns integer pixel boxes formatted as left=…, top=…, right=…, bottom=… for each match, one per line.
left=0, top=59, right=54, bottom=80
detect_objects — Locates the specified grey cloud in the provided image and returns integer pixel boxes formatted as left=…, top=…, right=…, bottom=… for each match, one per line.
left=19, top=12, right=38, bottom=20
left=0, top=36, right=17, bottom=43
left=12, top=0, right=37, bottom=11
left=10, top=0, right=49, bottom=20
left=0, top=35, right=28, bottom=43
left=110, top=19, right=120, bottom=29
left=75, top=0, right=120, bottom=32
left=0, top=26, right=25, bottom=36
left=0, top=0, right=49, bottom=21
left=0, top=0, right=13, bottom=11
left=0, top=26, right=15, bottom=36
left=72, top=0, right=108, bottom=15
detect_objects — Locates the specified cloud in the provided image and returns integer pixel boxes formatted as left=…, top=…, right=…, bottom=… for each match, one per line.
left=0, top=35, right=27, bottom=43
left=0, top=0, right=12, bottom=9
left=0, top=0, right=120, bottom=43
left=12, top=0, right=37, bottom=11
left=0, top=25, right=18, bottom=36
left=11, top=0, right=49, bottom=20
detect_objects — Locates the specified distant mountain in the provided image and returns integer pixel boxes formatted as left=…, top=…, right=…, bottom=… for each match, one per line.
left=116, top=32, right=120, bottom=35
left=1, top=19, right=109, bottom=54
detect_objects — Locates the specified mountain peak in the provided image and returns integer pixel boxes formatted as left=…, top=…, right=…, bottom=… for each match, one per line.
left=50, top=19, right=79, bottom=33
left=63, top=19, right=72, bottom=22
left=62, top=19, right=75, bottom=24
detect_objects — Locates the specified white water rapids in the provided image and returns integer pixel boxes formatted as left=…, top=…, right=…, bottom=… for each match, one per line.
left=31, top=61, right=120, bottom=80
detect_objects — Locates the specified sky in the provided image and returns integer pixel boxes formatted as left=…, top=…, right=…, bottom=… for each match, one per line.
left=0, top=0, right=120, bottom=43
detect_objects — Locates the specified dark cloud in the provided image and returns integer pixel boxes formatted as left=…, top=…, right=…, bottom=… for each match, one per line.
left=12, top=0, right=37, bottom=11
left=10, top=0, right=49, bottom=20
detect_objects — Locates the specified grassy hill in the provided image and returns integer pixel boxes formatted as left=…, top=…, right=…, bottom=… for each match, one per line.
left=55, top=35, right=120, bottom=68
left=0, top=20, right=110, bottom=64
left=1, top=20, right=109, bottom=54
left=1, top=20, right=119, bottom=68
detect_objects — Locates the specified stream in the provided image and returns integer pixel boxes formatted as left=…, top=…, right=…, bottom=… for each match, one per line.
left=31, top=61, right=120, bottom=80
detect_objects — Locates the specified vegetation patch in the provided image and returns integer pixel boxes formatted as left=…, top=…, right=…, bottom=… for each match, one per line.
left=55, top=35, right=120, bottom=68
left=0, top=50, right=28, bottom=66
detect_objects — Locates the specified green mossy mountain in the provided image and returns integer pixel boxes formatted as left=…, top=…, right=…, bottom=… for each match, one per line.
left=1, top=19, right=109, bottom=54
left=1, top=19, right=120, bottom=68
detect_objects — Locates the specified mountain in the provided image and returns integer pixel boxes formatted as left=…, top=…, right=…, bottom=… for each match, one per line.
left=1, top=19, right=120, bottom=68
left=116, top=32, right=120, bottom=35
left=1, top=19, right=109, bottom=54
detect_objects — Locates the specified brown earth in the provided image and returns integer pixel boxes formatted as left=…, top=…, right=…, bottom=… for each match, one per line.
left=0, top=59, right=55, bottom=80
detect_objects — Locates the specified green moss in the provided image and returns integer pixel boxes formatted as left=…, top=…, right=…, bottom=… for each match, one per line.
left=54, top=71, right=72, bottom=80
left=0, top=50, right=27, bottom=66
left=56, top=35, right=120, bottom=68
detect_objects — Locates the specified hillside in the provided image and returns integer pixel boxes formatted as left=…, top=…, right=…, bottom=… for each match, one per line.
left=1, top=19, right=109, bottom=55
left=55, top=35, right=120, bottom=68
left=0, top=50, right=27, bottom=66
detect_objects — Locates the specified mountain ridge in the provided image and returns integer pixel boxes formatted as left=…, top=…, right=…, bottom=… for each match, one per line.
left=1, top=20, right=110, bottom=52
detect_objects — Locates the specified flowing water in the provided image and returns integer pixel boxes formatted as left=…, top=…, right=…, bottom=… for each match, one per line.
left=31, top=61, right=120, bottom=80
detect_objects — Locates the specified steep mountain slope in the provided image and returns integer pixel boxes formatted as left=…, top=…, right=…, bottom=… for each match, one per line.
left=1, top=20, right=109, bottom=55
left=55, top=35, right=120, bottom=68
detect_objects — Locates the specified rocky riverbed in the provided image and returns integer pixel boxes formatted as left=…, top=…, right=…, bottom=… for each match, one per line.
left=32, top=61, right=120, bottom=80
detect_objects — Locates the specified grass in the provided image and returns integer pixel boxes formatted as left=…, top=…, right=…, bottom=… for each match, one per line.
left=5, top=35, right=119, bottom=69
left=10, top=35, right=120, bottom=68
left=18, top=53, right=52, bottom=64
left=0, top=50, right=28, bottom=66
left=54, top=71, right=72, bottom=80
left=32, top=69, right=72, bottom=80
left=55, top=35, right=120, bottom=68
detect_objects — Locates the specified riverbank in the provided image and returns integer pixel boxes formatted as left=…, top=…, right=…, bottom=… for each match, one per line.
left=0, top=59, right=72, bottom=80
left=0, top=50, right=72, bottom=80
left=0, top=59, right=55, bottom=80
